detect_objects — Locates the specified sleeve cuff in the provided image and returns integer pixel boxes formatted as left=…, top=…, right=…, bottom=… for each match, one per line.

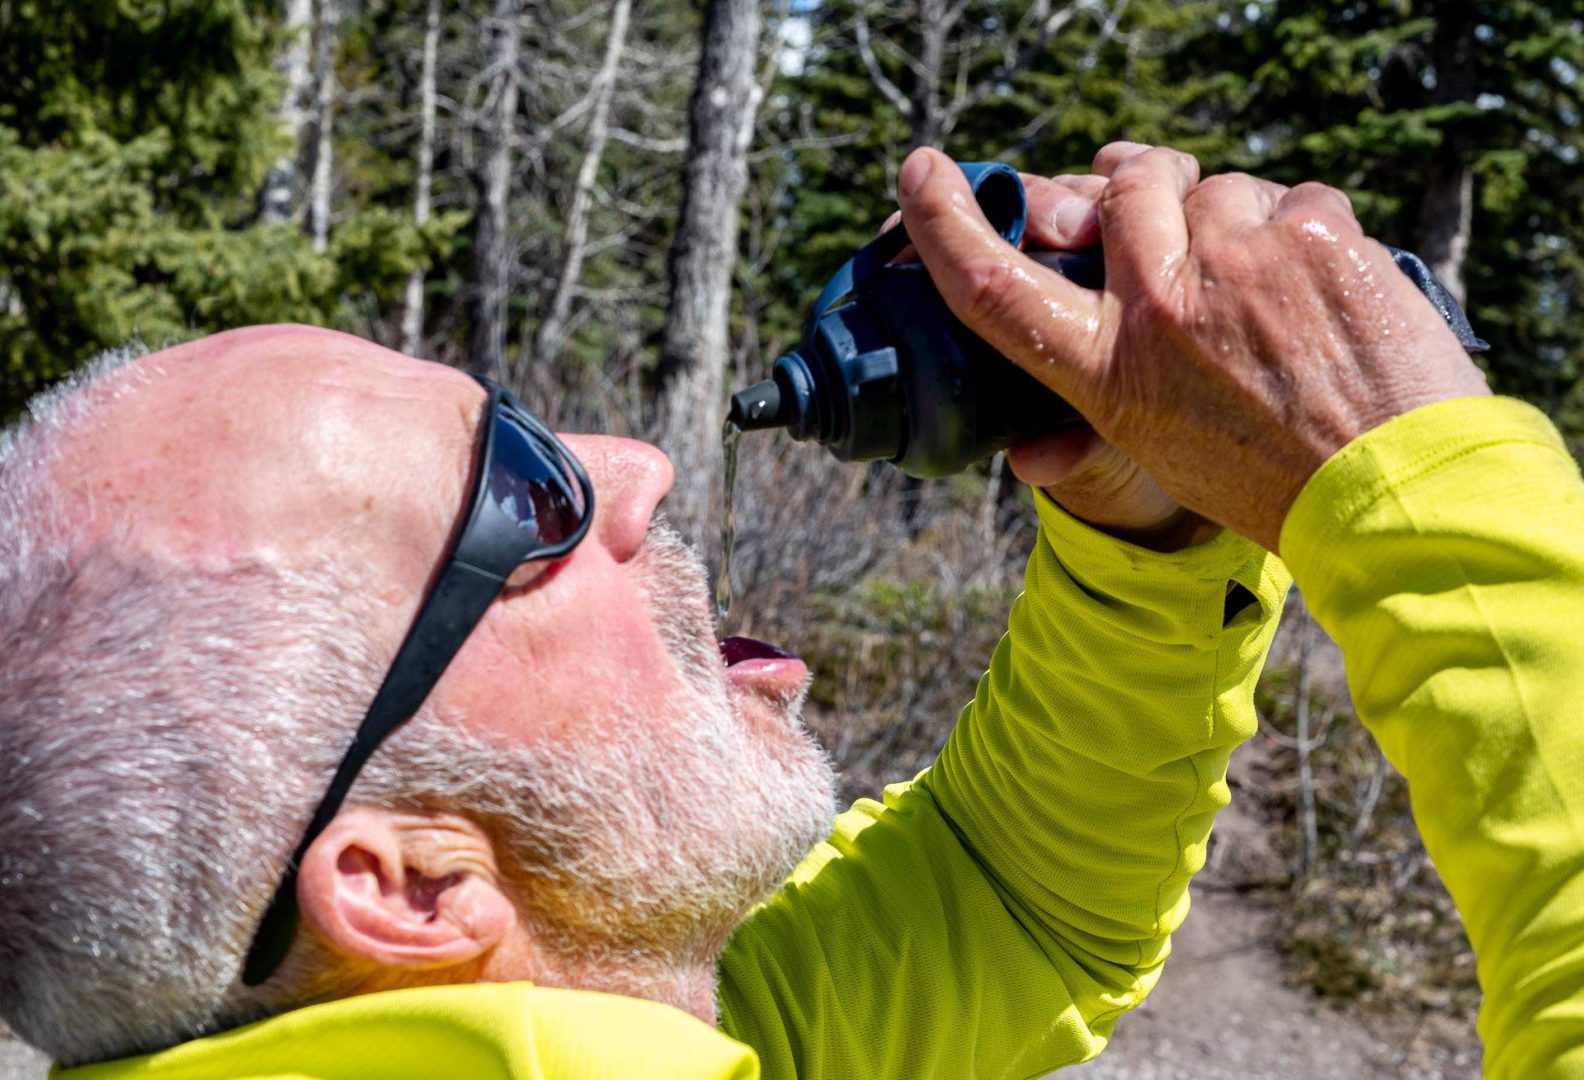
left=1033, top=488, right=1289, bottom=643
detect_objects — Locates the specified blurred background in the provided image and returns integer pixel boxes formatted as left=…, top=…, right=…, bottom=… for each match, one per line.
left=2, top=1, right=1581, bottom=1075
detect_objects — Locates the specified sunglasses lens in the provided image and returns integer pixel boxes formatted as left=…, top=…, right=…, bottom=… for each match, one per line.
left=488, top=410, right=586, bottom=546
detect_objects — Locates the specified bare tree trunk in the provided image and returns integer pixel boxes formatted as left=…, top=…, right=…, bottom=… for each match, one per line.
left=530, top=0, right=633, bottom=371
left=401, top=0, right=443, bottom=357
left=1294, top=614, right=1319, bottom=880
left=306, top=0, right=339, bottom=255
left=656, top=0, right=762, bottom=538
left=259, top=0, right=314, bottom=224
left=468, top=0, right=523, bottom=379
left=909, top=0, right=949, bottom=150
left=1415, top=1, right=1478, bottom=305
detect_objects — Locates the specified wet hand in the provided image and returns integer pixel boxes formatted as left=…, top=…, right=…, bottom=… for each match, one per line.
left=886, top=163, right=1214, bottom=551
left=1010, top=161, right=1214, bottom=551
left=897, top=143, right=1490, bottom=552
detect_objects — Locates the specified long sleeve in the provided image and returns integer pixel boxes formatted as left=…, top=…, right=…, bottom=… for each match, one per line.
left=1279, top=396, right=1584, bottom=1079
left=717, top=492, right=1289, bottom=1078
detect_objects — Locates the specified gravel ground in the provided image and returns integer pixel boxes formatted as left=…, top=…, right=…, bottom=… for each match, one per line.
left=1064, top=887, right=1479, bottom=1080
left=0, top=1034, right=44, bottom=1080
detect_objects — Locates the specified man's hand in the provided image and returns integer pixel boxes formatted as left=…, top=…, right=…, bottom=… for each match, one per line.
left=897, top=143, right=1491, bottom=552
left=1011, top=164, right=1215, bottom=552
left=893, top=166, right=1215, bottom=551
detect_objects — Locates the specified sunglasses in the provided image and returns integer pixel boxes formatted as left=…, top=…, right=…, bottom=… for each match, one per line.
left=242, top=375, right=595, bottom=986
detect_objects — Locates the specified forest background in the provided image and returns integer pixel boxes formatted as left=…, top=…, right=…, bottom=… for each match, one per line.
left=3, top=0, right=1582, bottom=1060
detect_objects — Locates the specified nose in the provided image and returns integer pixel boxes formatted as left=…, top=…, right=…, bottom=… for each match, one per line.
left=558, top=434, right=673, bottom=563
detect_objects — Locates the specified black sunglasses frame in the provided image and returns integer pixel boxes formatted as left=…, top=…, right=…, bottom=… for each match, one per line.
left=242, top=375, right=594, bottom=986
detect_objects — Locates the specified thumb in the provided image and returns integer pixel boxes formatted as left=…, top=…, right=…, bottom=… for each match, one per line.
left=898, top=148, right=1110, bottom=413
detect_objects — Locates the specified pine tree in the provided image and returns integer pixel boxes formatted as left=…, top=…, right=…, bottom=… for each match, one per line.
left=0, top=0, right=438, bottom=416
left=1213, top=0, right=1584, bottom=445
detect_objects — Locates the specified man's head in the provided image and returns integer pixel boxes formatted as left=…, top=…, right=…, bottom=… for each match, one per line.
left=0, top=325, right=835, bottom=1064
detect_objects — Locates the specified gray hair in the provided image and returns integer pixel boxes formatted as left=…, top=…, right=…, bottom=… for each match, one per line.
left=0, top=355, right=399, bottom=1064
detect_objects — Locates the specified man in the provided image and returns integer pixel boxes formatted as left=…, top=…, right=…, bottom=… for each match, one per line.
left=0, top=140, right=1576, bottom=1079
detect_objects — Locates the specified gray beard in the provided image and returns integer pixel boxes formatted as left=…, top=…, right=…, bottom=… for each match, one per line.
left=361, top=516, right=836, bottom=986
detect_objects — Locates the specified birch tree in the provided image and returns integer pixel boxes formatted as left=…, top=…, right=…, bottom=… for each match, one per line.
left=530, top=0, right=634, bottom=370
left=260, top=0, right=315, bottom=224
left=1414, top=0, right=1478, bottom=305
left=656, top=0, right=762, bottom=536
left=467, top=0, right=523, bottom=378
left=401, top=0, right=443, bottom=356
left=853, top=0, right=1117, bottom=151
left=306, top=0, right=340, bottom=254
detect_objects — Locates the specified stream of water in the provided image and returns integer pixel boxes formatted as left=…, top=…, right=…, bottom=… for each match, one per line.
left=716, top=417, right=742, bottom=625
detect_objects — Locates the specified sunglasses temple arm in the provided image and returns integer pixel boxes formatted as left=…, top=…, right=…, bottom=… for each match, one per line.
left=241, top=560, right=505, bottom=986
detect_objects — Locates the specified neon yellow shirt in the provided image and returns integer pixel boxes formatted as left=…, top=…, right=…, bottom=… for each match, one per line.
left=1280, top=396, right=1584, bottom=1079
left=58, top=396, right=1582, bottom=1077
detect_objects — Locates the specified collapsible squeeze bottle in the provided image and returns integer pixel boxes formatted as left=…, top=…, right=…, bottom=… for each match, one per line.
left=727, top=162, right=1488, bottom=479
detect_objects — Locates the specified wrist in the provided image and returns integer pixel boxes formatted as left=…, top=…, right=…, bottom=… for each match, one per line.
left=1044, top=495, right=1220, bottom=553
left=1104, top=509, right=1223, bottom=552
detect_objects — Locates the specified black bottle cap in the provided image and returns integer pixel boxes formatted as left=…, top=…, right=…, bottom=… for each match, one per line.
left=728, top=379, right=785, bottom=430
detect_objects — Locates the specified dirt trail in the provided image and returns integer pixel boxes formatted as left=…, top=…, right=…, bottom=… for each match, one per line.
left=1065, top=886, right=1478, bottom=1080
left=1064, top=726, right=1480, bottom=1080
left=0, top=1033, right=42, bottom=1080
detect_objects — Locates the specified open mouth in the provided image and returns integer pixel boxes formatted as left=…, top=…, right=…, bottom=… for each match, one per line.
left=719, top=636, right=798, bottom=666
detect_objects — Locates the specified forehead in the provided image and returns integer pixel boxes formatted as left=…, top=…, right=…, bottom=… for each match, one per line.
left=53, top=325, right=482, bottom=576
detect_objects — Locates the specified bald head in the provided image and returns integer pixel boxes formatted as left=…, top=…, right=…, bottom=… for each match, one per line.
left=49, top=326, right=477, bottom=588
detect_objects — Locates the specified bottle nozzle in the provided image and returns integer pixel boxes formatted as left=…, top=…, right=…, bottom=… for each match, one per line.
left=728, top=378, right=786, bottom=431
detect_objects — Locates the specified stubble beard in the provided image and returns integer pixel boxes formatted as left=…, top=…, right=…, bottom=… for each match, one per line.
left=378, top=517, right=836, bottom=1010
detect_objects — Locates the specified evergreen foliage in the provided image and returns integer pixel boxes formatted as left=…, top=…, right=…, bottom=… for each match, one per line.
left=0, top=0, right=1579, bottom=445
left=0, top=0, right=439, bottom=416
left=1214, top=0, right=1584, bottom=441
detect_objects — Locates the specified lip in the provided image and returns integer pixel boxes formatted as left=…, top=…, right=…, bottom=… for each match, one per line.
left=720, top=636, right=808, bottom=697
left=720, top=636, right=797, bottom=664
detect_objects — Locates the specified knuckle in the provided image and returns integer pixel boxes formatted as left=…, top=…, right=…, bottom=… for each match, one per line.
left=1092, top=140, right=1152, bottom=175
left=1184, top=172, right=1244, bottom=207
left=1151, top=146, right=1202, bottom=186
left=1271, top=207, right=1323, bottom=243
left=1099, top=167, right=1156, bottom=206
left=956, top=257, right=1018, bottom=325
left=1288, top=181, right=1358, bottom=223
left=1199, top=233, right=1259, bottom=281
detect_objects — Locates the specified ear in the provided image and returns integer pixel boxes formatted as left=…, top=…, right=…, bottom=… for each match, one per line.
left=296, top=806, right=517, bottom=971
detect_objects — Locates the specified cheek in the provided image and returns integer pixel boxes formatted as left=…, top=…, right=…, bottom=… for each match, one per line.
left=436, top=561, right=691, bottom=748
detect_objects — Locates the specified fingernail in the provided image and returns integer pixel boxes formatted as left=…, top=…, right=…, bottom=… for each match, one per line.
left=1053, top=198, right=1096, bottom=243
left=899, top=151, right=933, bottom=198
